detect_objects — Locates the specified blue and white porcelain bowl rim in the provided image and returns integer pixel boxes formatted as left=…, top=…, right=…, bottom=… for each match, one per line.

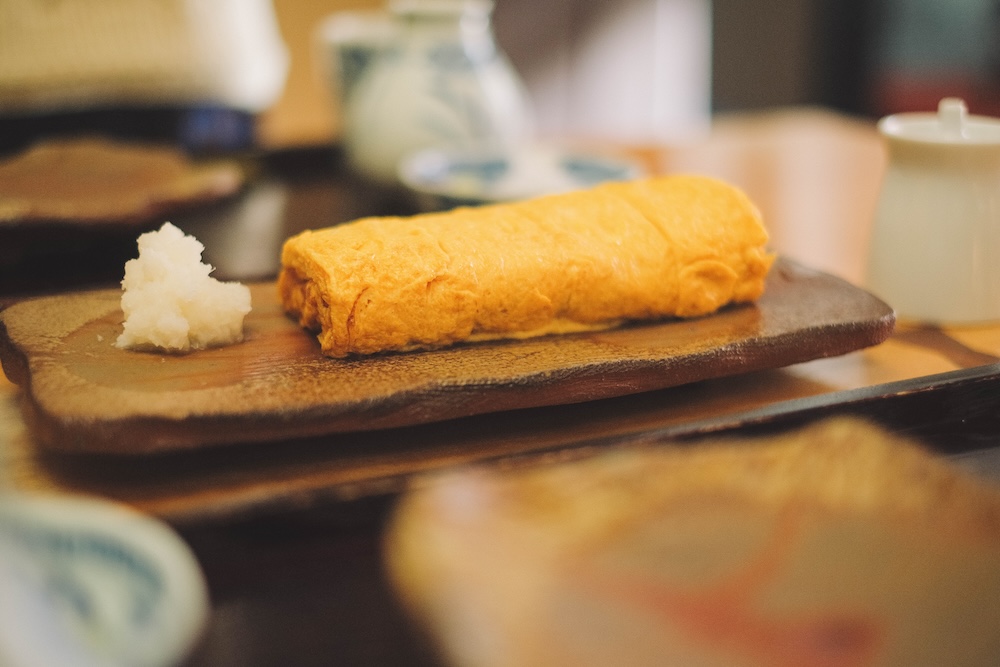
left=398, top=145, right=645, bottom=204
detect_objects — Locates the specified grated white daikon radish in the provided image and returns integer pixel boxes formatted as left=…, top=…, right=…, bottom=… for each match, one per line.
left=115, top=222, right=251, bottom=352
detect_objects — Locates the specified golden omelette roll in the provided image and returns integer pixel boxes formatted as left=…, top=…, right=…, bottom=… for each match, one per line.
left=279, top=174, right=773, bottom=357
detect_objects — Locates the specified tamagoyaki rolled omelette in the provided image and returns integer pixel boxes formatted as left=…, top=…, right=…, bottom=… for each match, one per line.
left=278, top=174, right=774, bottom=358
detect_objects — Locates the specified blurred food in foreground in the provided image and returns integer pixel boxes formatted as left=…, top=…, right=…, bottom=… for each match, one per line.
left=279, top=174, right=773, bottom=357
left=386, top=417, right=1000, bottom=667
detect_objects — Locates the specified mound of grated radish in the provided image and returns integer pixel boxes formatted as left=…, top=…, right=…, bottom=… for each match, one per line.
left=116, top=222, right=251, bottom=352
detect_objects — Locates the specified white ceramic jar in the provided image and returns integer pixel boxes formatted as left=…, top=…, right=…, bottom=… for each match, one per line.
left=338, top=0, right=533, bottom=185
left=866, top=98, right=1000, bottom=324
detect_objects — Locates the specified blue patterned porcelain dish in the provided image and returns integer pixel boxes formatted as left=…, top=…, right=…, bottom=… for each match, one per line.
left=398, top=145, right=645, bottom=211
left=0, top=494, right=208, bottom=667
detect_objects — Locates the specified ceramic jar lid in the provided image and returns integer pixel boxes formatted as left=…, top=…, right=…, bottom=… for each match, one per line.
left=879, top=98, right=1000, bottom=144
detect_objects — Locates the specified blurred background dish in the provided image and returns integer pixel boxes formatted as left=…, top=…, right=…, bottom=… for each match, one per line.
left=398, top=145, right=644, bottom=211
left=0, top=137, right=244, bottom=229
left=0, top=136, right=247, bottom=297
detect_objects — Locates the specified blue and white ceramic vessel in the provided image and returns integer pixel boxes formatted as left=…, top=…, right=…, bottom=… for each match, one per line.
left=0, top=494, right=208, bottom=667
left=338, top=0, right=533, bottom=185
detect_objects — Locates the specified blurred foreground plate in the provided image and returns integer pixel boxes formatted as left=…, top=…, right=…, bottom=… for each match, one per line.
left=386, top=418, right=1000, bottom=667
left=0, top=493, right=208, bottom=667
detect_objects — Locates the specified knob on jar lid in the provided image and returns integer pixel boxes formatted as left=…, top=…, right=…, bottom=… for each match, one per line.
left=878, top=97, right=1000, bottom=144
left=938, top=97, right=968, bottom=137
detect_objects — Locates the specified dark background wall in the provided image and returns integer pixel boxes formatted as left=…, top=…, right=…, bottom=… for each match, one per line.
left=711, top=0, right=874, bottom=116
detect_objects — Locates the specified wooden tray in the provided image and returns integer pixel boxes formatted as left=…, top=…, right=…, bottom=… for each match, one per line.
left=0, top=258, right=894, bottom=455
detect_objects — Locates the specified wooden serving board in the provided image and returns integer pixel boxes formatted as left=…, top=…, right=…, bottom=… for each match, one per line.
left=0, top=258, right=894, bottom=455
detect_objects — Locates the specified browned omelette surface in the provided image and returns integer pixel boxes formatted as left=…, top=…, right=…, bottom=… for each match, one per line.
left=279, top=175, right=774, bottom=357
left=0, top=137, right=243, bottom=226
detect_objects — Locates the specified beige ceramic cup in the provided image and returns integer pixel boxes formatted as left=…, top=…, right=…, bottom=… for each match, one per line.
left=866, top=98, right=1000, bottom=324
